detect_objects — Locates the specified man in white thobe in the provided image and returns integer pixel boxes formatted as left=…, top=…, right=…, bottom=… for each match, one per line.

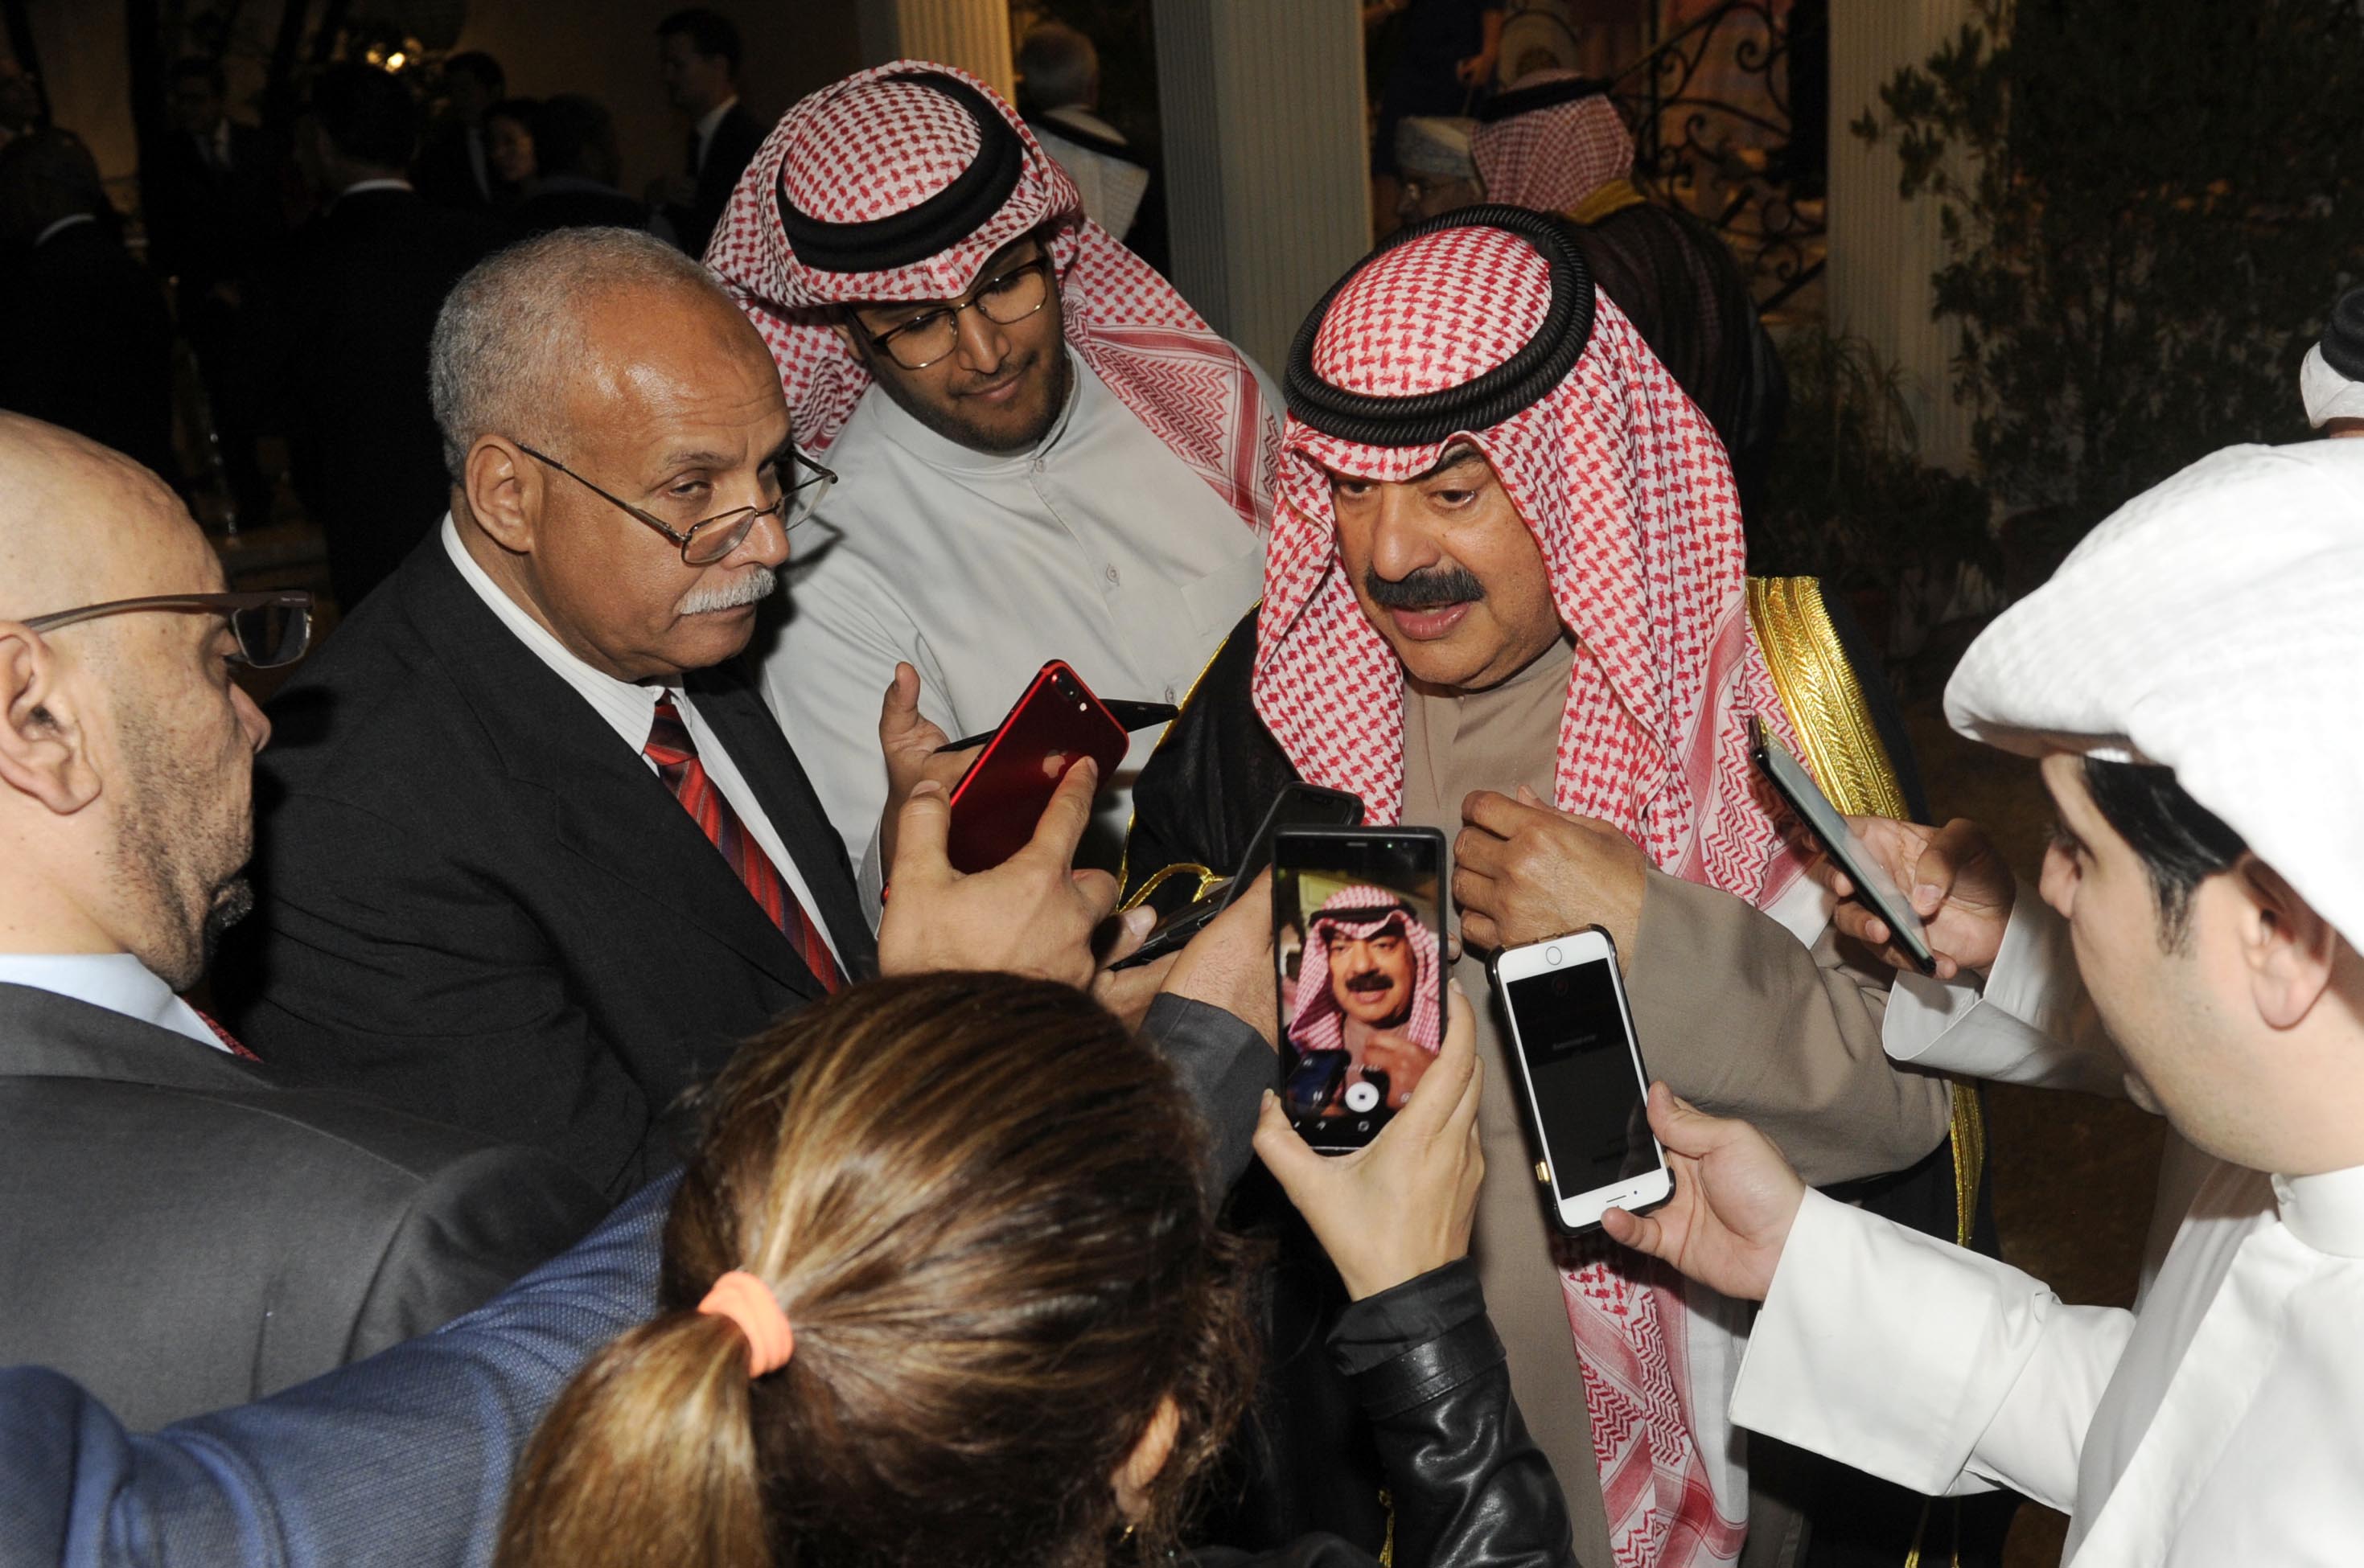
left=1607, top=438, right=2364, bottom=1564
left=705, top=62, right=1276, bottom=880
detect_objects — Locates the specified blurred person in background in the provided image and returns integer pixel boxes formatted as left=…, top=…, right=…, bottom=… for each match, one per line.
left=415, top=50, right=507, bottom=210
left=1366, top=0, right=1504, bottom=231
left=146, top=55, right=285, bottom=524
left=1471, top=72, right=1786, bottom=523
left=0, top=57, right=39, bottom=152
left=1391, top=113, right=1482, bottom=224
left=1017, top=22, right=1151, bottom=247
left=650, top=7, right=761, bottom=258
left=483, top=95, right=539, bottom=198
left=520, top=94, right=646, bottom=235
left=282, top=61, right=500, bottom=606
left=0, top=130, right=179, bottom=485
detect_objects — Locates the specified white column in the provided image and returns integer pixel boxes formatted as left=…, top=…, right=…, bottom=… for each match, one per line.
left=1826, top=0, right=1981, bottom=470
left=1153, top=0, right=1371, bottom=378
left=859, top=0, right=1016, bottom=101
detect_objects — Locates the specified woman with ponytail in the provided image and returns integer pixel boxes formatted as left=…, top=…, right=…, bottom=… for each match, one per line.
left=495, top=970, right=1577, bottom=1568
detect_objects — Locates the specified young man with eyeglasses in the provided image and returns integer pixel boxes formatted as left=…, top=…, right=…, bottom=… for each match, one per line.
left=215, top=227, right=1133, bottom=1199
left=0, top=411, right=611, bottom=1427
left=706, top=61, right=1280, bottom=889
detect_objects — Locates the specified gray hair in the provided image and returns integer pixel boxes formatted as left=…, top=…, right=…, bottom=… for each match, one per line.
left=427, top=226, right=734, bottom=480
left=1017, top=23, right=1098, bottom=113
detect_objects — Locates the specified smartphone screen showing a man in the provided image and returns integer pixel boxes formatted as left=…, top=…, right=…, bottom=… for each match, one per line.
left=1271, top=827, right=1449, bottom=1154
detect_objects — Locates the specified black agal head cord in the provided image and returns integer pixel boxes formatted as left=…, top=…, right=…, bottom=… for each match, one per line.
left=1283, top=204, right=1595, bottom=449
left=775, top=71, right=1027, bottom=276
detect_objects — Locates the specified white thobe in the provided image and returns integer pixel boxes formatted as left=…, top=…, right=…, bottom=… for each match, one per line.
left=1732, top=893, right=2364, bottom=1563
left=761, top=349, right=1268, bottom=881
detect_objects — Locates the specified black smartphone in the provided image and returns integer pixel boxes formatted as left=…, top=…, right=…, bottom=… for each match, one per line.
left=1271, top=826, right=1449, bottom=1153
left=1494, top=930, right=1672, bottom=1234
left=1749, top=716, right=1938, bottom=974
left=1113, top=784, right=1365, bottom=968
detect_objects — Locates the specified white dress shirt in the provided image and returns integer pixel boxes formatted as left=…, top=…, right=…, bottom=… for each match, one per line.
left=1732, top=1157, right=2364, bottom=1564
left=0, top=952, right=225, bottom=1051
left=760, top=349, right=1268, bottom=875
left=441, top=518, right=843, bottom=967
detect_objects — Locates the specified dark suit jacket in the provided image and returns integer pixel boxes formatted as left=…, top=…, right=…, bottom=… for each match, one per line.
left=413, top=121, right=494, bottom=209
left=0, top=1171, right=672, bottom=1568
left=519, top=178, right=650, bottom=236
left=219, top=534, right=878, bottom=1197
left=142, top=120, right=284, bottom=302
left=278, top=187, right=500, bottom=607
left=668, top=101, right=765, bottom=259
left=0, top=983, right=604, bottom=1431
left=0, top=222, right=179, bottom=482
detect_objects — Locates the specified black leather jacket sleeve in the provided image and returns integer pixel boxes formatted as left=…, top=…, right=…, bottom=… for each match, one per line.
left=1189, top=1262, right=1578, bottom=1568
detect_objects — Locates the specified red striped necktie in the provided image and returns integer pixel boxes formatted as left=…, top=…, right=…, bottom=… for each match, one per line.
left=644, top=696, right=846, bottom=995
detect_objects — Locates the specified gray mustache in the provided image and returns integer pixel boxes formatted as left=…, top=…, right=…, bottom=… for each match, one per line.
left=678, top=566, right=779, bottom=615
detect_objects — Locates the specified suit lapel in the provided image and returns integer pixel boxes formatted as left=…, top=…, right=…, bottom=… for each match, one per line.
left=0, top=984, right=273, bottom=1090
left=405, top=546, right=826, bottom=1000
left=687, top=660, right=879, bottom=979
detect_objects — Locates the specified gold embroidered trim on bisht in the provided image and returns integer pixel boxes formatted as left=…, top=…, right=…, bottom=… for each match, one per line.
left=1565, top=177, right=1648, bottom=228
left=1745, top=577, right=1985, bottom=1243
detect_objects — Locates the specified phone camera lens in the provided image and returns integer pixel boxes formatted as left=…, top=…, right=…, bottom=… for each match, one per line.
left=1545, top=945, right=1562, bottom=964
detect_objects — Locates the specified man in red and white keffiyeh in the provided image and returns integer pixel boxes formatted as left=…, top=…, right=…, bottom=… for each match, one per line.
left=1287, top=885, right=1443, bottom=1113
left=1123, top=207, right=1962, bottom=1568
left=1470, top=69, right=1636, bottom=218
left=704, top=61, right=1279, bottom=880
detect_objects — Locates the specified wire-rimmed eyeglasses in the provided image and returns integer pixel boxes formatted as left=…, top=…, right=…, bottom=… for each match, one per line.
left=857, top=255, right=1055, bottom=371
left=515, top=443, right=839, bottom=566
left=23, top=590, right=315, bottom=668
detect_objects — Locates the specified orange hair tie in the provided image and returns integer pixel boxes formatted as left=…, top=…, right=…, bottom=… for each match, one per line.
left=697, top=1270, right=796, bottom=1377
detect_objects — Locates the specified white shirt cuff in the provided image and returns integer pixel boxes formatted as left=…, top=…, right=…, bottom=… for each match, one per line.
left=1879, top=884, right=2123, bottom=1094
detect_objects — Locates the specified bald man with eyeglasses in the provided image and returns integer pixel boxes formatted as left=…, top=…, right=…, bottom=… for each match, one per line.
left=213, top=227, right=1133, bottom=1199
left=0, top=411, right=610, bottom=1428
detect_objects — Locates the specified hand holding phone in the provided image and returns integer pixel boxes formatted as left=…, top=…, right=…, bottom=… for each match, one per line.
left=1495, top=928, right=1671, bottom=1233
left=1749, top=717, right=1937, bottom=975
left=877, top=757, right=1117, bottom=988
left=1252, top=979, right=1483, bottom=1300
left=1599, top=1084, right=1805, bottom=1305
left=1811, top=815, right=2017, bottom=983
left=1272, top=827, right=1451, bottom=1153
left=944, top=662, right=1129, bottom=874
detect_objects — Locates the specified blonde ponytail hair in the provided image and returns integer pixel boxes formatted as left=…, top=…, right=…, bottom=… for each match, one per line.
left=495, top=973, right=1257, bottom=1568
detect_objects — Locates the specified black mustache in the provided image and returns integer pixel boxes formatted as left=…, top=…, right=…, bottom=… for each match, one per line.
left=1342, top=970, right=1397, bottom=992
left=1363, top=565, right=1486, bottom=610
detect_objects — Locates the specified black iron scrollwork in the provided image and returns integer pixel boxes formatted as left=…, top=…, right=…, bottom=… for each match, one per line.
left=1608, top=0, right=1826, bottom=312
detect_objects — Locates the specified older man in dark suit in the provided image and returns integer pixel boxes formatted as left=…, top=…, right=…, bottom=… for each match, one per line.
left=0, top=413, right=606, bottom=1430
left=222, top=226, right=1144, bottom=1197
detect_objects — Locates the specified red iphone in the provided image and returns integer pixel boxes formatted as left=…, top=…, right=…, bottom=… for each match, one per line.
left=944, top=661, right=1129, bottom=873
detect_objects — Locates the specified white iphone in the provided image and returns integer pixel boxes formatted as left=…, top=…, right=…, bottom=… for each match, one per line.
left=1493, top=927, right=1673, bottom=1233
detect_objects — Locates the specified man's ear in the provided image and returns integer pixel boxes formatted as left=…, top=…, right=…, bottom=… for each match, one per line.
left=0, top=624, right=101, bottom=815
left=2237, top=857, right=2341, bottom=1030
left=463, top=436, right=539, bottom=556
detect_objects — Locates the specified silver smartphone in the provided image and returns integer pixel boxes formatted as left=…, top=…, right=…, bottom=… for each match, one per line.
left=1494, top=928, right=1672, bottom=1233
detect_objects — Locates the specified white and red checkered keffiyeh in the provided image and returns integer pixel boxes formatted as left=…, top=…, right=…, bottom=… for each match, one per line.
left=703, top=60, right=1276, bottom=535
left=1287, top=887, right=1444, bottom=1056
left=1471, top=71, right=1635, bottom=215
left=1258, top=217, right=1799, bottom=1568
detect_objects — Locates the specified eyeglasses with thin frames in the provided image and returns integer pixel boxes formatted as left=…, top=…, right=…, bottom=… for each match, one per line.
left=858, top=255, right=1055, bottom=371
left=23, top=590, right=315, bottom=668
left=514, top=443, right=838, bottom=566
